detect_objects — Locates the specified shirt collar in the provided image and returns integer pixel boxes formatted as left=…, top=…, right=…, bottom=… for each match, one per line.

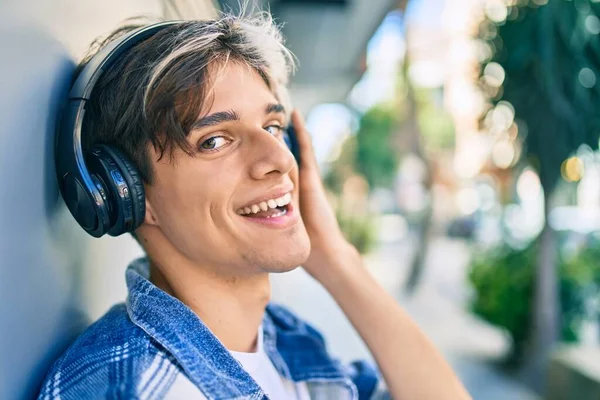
left=125, top=257, right=347, bottom=390
left=125, top=257, right=263, bottom=399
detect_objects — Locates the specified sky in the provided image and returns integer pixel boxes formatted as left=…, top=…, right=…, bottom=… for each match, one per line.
left=308, top=0, right=447, bottom=164
left=405, top=0, right=446, bottom=28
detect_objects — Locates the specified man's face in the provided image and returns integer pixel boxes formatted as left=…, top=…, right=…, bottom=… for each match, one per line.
left=143, top=63, right=311, bottom=275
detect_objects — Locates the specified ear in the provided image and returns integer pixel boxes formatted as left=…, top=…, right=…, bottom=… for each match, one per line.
left=144, top=197, right=160, bottom=227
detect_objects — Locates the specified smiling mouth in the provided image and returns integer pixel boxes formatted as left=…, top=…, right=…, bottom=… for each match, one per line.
left=241, top=204, right=289, bottom=219
left=236, top=192, right=292, bottom=219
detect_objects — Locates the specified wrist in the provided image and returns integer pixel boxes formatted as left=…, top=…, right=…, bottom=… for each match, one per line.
left=315, top=241, right=365, bottom=290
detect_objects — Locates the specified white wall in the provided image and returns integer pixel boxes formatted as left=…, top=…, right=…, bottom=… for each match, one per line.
left=0, top=1, right=215, bottom=399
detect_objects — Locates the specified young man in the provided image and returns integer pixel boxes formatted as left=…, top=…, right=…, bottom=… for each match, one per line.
left=39, top=11, right=470, bottom=400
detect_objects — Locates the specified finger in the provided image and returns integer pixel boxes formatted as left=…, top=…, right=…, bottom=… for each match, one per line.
left=291, top=109, right=318, bottom=171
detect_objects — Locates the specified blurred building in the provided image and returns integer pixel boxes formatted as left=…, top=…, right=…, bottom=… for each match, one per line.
left=401, top=0, right=488, bottom=224
left=220, top=0, right=400, bottom=113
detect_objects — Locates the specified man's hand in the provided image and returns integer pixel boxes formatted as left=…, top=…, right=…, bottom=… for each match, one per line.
left=291, top=110, right=358, bottom=282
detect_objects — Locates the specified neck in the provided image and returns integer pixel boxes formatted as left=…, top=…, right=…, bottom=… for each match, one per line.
left=142, top=231, right=270, bottom=353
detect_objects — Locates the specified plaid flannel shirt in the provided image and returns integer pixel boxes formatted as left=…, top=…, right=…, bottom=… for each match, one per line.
left=37, top=257, right=389, bottom=399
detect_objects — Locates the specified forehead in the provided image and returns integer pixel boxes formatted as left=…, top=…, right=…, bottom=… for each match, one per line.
left=202, top=62, right=278, bottom=116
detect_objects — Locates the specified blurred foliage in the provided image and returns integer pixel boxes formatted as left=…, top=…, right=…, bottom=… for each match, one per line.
left=324, top=103, right=401, bottom=253
left=468, top=241, right=600, bottom=364
left=565, top=238, right=600, bottom=285
left=324, top=104, right=400, bottom=195
left=354, top=105, right=401, bottom=190
left=324, top=135, right=358, bottom=195
left=415, top=88, right=455, bottom=151
left=323, top=101, right=400, bottom=253
left=335, top=208, right=377, bottom=254
left=478, top=1, right=600, bottom=192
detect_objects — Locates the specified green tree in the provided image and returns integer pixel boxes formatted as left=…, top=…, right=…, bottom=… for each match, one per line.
left=354, top=105, right=400, bottom=190
left=398, top=58, right=455, bottom=293
left=468, top=242, right=598, bottom=365
left=478, top=0, right=600, bottom=388
left=324, top=135, right=358, bottom=195
left=415, top=88, right=455, bottom=152
left=323, top=105, right=400, bottom=255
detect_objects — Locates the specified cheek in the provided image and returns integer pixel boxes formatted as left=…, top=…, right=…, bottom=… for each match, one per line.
left=150, top=181, right=200, bottom=238
left=289, top=165, right=300, bottom=203
left=152, top=162, right=239, bottom=230
left=291, top=163, right=299, bottom=180
left=149, top=177, right=231, bottom=261
left=148, top=162, right=198, bottom=225
left=149, top=152, right=253, bottom=251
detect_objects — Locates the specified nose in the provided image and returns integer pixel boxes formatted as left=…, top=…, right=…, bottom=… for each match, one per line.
left=247, top=129, right=296, bottom=180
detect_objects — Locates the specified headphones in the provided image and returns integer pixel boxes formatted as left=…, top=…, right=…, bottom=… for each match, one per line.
left=56, top=21, right=300, bottom=238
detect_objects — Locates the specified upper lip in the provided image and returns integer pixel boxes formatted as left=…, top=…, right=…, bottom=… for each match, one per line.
left=237, top=185, right=294, bottom=210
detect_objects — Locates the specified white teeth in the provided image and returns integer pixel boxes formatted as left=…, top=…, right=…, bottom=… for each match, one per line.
left=266, top=209, right=287, bottom=218
left=237, top=192, right=293, bottom=215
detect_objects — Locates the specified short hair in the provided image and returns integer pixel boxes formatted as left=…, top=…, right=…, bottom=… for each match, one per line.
left=78, top=11, right=295, bottom=183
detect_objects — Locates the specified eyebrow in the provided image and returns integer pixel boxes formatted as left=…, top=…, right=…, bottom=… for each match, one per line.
left=265, top=103, right=285, bottom=115
left=191, top=109, right=240, bottom=130
left=191, top=103, right=285, bottom=131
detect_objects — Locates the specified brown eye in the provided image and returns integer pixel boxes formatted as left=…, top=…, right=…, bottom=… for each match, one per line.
left=202, top=137, right=216, bottom=149
left=199, top=136, right=229, bottom=152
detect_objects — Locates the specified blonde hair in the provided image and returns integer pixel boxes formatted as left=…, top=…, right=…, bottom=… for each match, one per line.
left=145, top=11, right=296, bottom=119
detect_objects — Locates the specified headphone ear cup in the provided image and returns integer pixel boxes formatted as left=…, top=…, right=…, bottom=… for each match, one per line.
left=84, top=145, right=145, bottom=236
left=284, top=124, right=301, bottom=165
left=97, top=145, right=146, bottom=235
left=61, top=169, right=112, bottom=237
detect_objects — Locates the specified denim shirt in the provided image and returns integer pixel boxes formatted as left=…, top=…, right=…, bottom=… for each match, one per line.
left=37, top=258, right=389, bottom=399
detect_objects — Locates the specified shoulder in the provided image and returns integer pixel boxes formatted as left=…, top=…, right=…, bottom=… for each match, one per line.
left=265, top=303, right=333, bottom=361
left=266, top=303, right=389, bottom=399
left=37, top=303, right=165, bottom=400
left=266, top=303, right=325, bottom=337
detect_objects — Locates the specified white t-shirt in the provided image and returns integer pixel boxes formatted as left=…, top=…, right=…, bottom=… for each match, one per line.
left=165, top=327, right=311, bottom=399
left=229, top=327, right=311, bottom=400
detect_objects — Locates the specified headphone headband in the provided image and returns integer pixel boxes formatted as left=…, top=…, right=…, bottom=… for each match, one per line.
left=69, top=22, right=180, bottom=100
left=56, top=21, right=180, bottom=237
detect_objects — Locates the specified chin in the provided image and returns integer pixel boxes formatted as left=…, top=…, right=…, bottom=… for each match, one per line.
left=246, top=238, right=311, bottom=274
left=267, top=263, right=302, bottom=274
